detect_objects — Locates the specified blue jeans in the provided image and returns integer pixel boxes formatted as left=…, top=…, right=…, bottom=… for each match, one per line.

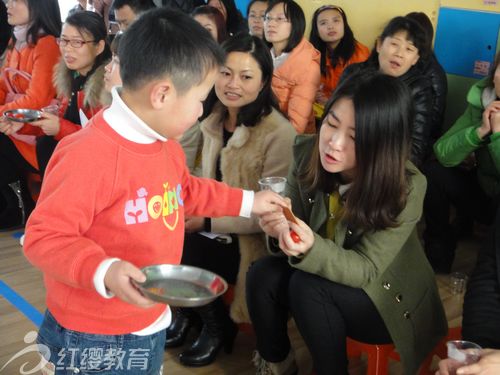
left=36, top=310, right=165, bottom=375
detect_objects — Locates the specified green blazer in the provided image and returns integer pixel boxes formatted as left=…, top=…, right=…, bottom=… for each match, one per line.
left=279, top=136, right=447, bottom=374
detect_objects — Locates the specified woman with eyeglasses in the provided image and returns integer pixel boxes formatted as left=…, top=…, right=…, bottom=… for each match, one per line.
left=309, top=5, right=369, bottom=119
left=264, top=0, right=320, bottom=134
left=31, top=11, right=111, bottom=178
left=247, top=0, right=267, bottom=39
left=0, top=0, right=61, bottom=230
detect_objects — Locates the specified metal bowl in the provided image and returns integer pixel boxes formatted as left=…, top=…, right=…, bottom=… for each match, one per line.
left=4, top=109, right=42, bottom=123
left=134, top=264, right=228, bottom=307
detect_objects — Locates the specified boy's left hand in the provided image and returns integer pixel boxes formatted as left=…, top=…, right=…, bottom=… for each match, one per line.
left=252, top=190, right=287, bottom=216
left=278, top=218, right=314, bottom=258
left=104, top=260, right=157, bottom=308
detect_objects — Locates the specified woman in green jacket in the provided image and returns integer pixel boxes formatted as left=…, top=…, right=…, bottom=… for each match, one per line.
left=423, top=52, right=500, bottom=273
left=247, top=70, right=447, bottom=375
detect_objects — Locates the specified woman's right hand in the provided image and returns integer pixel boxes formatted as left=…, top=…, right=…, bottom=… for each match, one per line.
left=478, top=100, right=500, bottom=139
left=0, top=117, right=23, bottom=135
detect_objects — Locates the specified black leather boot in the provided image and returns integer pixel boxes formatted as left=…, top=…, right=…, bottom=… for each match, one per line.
left=164, top=307, right=201, bottom=349
left=178, top=298, right=238, bottom=367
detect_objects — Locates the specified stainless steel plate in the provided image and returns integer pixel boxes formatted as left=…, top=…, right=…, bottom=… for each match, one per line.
left=4, top=109, right=42, bottom=123
left=134, top=264, right=228, bottom=307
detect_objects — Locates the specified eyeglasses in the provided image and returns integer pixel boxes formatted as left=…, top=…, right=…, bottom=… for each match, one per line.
left=57, top=38, right=96, bottom=48
left=263, top=15, right=289, bottom=24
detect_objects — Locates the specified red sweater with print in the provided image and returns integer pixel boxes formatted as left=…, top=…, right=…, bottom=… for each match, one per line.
left=24, top=111, right=244, bottom=335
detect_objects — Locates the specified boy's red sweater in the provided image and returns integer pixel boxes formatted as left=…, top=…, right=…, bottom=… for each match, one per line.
left=24, top=112, right=243, bottom=335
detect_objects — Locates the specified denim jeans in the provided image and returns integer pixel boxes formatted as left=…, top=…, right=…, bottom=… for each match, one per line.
left=36, top=310, right=165, bottom=375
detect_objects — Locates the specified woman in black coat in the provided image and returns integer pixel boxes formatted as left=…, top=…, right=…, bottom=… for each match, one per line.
left=341, top=16, right=434, bottom=167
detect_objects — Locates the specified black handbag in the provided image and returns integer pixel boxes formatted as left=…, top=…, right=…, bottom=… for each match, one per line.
left=0, top=181, right=25, bottom=231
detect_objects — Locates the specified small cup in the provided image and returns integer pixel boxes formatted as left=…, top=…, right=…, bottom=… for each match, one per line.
left=446, top=340, right=481, bottom=374
left=41, top=104, right=60, bottom=115
left=450, top=272, right=468, bottom=295
left=258, top=177, right=287, bottom=196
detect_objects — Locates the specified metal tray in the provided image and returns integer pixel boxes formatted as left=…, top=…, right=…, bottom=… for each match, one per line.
left=4, top=109, right=42, bottom=123
left=134, top=264, right=228, bottom=307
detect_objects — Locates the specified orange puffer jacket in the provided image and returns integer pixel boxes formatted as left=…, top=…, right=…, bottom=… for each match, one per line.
left=272, top=38, right=320, bottom=134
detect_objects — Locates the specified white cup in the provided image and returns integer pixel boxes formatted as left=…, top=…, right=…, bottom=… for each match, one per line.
left=258, top=177, right=287, bottom=196
left=450, top=272, right=468, bottom=295
left=446, top=340, right=481, bottom=375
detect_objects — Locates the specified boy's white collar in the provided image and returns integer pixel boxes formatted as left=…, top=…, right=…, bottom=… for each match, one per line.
left=103, top=87, right=167, bottom=144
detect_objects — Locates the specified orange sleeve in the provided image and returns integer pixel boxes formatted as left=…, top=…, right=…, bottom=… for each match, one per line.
left=0, top=37, right=60, bottom=113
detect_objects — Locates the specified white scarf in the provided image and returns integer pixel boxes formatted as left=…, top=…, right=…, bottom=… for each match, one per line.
left=13, top=25, right=29, bottom=51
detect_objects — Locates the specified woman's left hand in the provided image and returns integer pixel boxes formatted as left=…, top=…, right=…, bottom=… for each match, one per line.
left=278, top=217, right=314, bottom=258
left=185, top=216, right=204, bottom=233
left=31, top=112, right=60, bottom=136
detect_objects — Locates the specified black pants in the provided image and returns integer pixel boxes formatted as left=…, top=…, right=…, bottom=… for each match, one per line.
left=246, top=256, right=392, bottom=375
left=36, top=135, right=58, bottom=179
left=423, top=161, right=496, bottom=263
left=0, top=133, right=37, bottom=186
left=462, top=207, right=500, bottom=348
left=181, top=232, right=240, bottom=285
left=0, top=134, right=37, bottom=211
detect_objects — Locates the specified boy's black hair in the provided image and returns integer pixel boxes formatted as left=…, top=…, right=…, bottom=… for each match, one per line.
left=64, top=11, right=112, bottom=72
left=265, top=0, right=305, bottom=53
left=112, top=0, right=155, bottom=13
left=118, top=8, right=224, bottom=94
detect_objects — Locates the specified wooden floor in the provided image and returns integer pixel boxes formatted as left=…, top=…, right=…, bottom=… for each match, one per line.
left=0, top=226, right=483, bottom=374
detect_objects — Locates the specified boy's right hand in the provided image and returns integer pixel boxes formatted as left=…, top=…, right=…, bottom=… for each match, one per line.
left=252, top=190, right=287, bottom=216
left=104, top=261, right=156, bottom=308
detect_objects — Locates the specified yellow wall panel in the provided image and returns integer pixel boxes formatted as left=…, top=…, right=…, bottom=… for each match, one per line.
left=440, top=0, right=500, bottom=12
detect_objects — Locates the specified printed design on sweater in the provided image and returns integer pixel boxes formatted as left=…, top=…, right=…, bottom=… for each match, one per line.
left=124, top=183, right=184, bottom=230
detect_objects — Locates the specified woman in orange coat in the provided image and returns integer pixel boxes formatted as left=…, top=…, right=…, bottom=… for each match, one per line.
left=309, top=5, right=369, bottom=118
left=0, top=0, right=60, bottom=229
left=264, top=0, right=320, bottom=134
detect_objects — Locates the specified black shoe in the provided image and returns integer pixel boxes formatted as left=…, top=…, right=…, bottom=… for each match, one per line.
left=178, top=299, right=238, bottom=367
left=165, top=308, right=201, bottom=349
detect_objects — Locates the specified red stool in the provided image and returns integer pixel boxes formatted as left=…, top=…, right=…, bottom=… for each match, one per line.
left=222, top=285, right=254, bottom=335
left=417, top=326, right=462, bottom=374
left=343, top=326, right=462, bottom=375
left=27, top=172, right=41, bottom=202
left=347, top=338, right=399, bottom=375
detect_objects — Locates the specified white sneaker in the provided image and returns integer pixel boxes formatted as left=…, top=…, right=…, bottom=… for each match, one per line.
left=252, top=350, right=298, bottom=375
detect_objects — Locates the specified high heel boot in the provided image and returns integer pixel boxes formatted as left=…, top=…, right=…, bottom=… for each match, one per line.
left=178, top=298, right=238, bottom=366
left=164, top=307, right=201, bottom=349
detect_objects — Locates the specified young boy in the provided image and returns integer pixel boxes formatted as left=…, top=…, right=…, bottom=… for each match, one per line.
left=24, top=8, right=285, bottom=374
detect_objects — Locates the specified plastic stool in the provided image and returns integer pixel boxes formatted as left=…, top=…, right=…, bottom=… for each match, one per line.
left=347, top=338, right=399, bottom=375
left=417, top=326, right=462, bottom=374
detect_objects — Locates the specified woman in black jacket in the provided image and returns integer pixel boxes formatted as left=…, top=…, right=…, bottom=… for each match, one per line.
left=342, top=16, right=433, bottom=167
